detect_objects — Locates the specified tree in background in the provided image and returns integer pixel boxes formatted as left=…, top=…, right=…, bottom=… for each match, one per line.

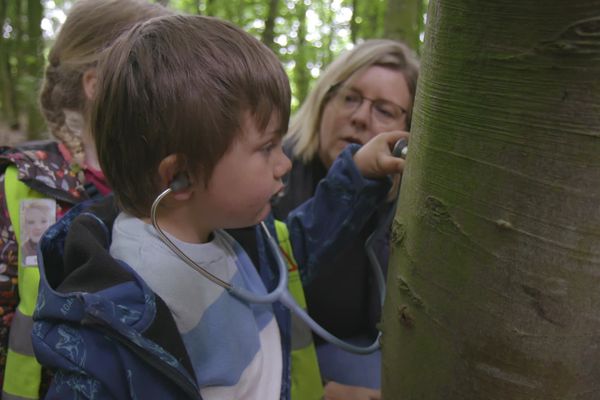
left=1, top=0, right=426, bottom=142
left=261, top=0, right=280, bottom=51
left=381, top=0, right=600, bottom=398
left=24, top=0, right=45, bottom=139
left=348, top=0, right=384, bottom=40
left=0, top=0, right=20, bottom=131
left=383, top=0, right=424, bottom=50
left=167, top=0, right=426, bottom=105
left=0, top=0, right=45, bottom=140
left=292, top=0, right=310, bottom=102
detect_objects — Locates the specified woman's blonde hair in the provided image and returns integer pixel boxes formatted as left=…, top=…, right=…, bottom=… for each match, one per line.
left=286, top=39, right=419, bottom=163
left=38, top=0, right=171, bottom=164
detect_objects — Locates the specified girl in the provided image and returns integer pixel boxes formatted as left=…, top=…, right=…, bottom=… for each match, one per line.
left=0, top=1, right=171, bottom=398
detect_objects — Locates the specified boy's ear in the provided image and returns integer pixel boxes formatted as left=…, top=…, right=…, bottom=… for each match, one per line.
left=82, top=68, right=97, bottom=100
left=158, top=154, right=192, bottom=200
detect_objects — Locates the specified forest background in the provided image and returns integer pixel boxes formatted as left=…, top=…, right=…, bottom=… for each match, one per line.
left=0, top=0, right=427, bottom=145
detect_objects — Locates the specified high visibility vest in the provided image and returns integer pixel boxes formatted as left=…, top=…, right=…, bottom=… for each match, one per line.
left=2, top=166, right=45, bottom=400
left=274, top=220, right=324, bottom=400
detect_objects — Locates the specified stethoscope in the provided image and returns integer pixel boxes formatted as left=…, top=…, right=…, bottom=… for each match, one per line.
left=150, top=139, right=407, bottom=355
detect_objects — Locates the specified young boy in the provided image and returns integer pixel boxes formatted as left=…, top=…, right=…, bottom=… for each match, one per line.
left=31, top=15, right=406, bottom=399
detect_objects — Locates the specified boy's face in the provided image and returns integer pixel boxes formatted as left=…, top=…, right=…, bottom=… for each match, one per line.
left=193, top=112, right=291, bottom=229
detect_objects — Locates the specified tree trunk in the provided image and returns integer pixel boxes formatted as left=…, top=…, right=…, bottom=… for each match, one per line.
left=383, top=0, right=422, bottom=50
left=204, top=0, right=215, bottom=16
left=322, top=0, right=335, bottom=66
left=293, top=1, right=309, bottom=104
left=25, top=0, right=45, bottom=140
left=261, top=0, right=279, bottom=52
left=350, top=0, right=359, bottom=43
left=361, top=0, right=384, bottom=39
left=0, top=0, right=19, bottom=129
left=381, top=1, right=600, bottom=399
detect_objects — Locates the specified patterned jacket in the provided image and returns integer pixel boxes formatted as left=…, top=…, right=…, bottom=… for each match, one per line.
left=0, top=140, right=93, bottom=398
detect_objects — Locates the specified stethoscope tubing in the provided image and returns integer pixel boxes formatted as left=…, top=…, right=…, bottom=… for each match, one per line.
left=151, top=187, right=382, bottom=354
left=149, top=138, right=407, bottom=355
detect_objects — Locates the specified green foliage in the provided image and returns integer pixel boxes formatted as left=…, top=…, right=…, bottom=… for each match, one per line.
left=0, top=0, right=427, bottom=136
left=0, top=0, right=46, bottom=139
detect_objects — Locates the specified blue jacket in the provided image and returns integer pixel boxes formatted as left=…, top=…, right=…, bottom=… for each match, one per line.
left=273, top=144, right=394, bottom=340
left=31, top=145, right=390, bottom=399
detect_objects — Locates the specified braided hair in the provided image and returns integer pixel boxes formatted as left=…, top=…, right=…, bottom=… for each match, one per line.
left=38, top=0, right=171, bottom=165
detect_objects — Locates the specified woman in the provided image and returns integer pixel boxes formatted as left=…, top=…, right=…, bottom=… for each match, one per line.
left=273, top=39, right=419, bottom=392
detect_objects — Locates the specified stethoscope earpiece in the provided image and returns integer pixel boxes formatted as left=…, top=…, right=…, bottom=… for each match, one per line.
left=169, top=174, right=191, bottom=193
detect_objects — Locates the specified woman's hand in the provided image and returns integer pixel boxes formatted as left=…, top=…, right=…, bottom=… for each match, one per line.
left=324, top=381, right=381, bottom=400
left=353, top=130, right=409, bottom=179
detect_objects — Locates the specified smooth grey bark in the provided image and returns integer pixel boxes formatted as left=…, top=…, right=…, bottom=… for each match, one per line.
left=382, top=1, right=600, bottom=399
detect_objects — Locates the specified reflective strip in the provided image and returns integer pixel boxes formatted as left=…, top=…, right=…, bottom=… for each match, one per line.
left=16, top=266, right=40, bottom=316
left=2, top=390, right=36, bottom=400
left=289, top=272, right=313, bottom=350
left=3, top=350, right=41, bottom=399
left=7, top=310, right=34, bottom=356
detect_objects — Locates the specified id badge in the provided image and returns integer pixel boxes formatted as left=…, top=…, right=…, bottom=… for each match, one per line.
left=19, top=199, right=57, bottom=266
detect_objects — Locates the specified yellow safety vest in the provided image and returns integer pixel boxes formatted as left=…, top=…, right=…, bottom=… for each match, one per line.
left=274, top=220, right=324, bottom=400
left=3, top=166, right=44, bottom=400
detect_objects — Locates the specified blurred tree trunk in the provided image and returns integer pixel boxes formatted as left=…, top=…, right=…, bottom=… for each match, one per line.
left=361, top=0, right=384, bottom=39
left=262, top=0, right=279, bottom=52
left=383, top=0, right=422, bottom=50
left=25, top=0, right=45, bottom=140
left=13, top=0, right=23, bottom=77
left=204, top=0, right=215, bottom=16
left=293, top=0, right=309, bottom=104
left=0, top=0, right=19, bottom=130
left=350, top=0, right=359, bottom=43
left=322, top=0, right=335, bottom=66
left=382, top=1, right=600, bottom=399
left=12, top=0, right=24, bottom=129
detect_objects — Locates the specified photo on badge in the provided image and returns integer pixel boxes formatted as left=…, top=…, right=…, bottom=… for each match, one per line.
left=19, top=199, right=56, bottom=266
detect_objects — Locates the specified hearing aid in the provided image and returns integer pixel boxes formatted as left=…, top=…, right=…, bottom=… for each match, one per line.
left=393, top=138, right=408, bottom=159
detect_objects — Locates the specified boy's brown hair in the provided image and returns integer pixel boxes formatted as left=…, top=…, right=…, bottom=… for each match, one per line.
left=91, top=15, right=291, bottom=217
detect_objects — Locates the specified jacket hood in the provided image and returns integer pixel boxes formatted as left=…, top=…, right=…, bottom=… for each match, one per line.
left=33, top=196, right=199, bottom=398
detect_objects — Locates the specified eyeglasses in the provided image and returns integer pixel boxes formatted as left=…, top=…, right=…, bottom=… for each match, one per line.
left=329, top=85, right=408, bottom=129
